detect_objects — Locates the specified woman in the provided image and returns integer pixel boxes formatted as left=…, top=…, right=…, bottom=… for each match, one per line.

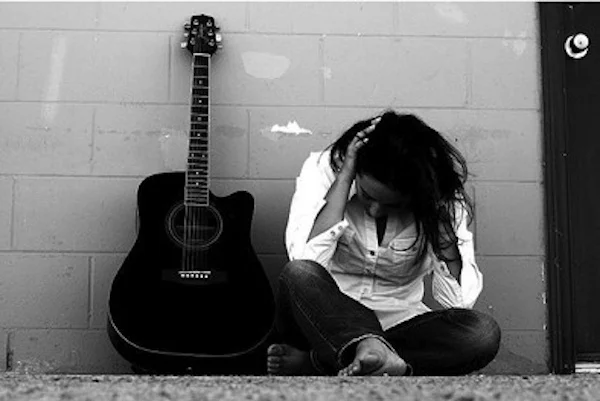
left=267, top=110, right=500, bottom=376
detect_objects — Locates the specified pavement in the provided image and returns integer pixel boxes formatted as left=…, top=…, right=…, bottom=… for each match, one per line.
left=0, top=373, right=599, bottom=401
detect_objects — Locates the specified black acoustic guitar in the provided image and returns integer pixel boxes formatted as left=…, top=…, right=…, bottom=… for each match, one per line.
left=107, top=15, right=275, bottom=374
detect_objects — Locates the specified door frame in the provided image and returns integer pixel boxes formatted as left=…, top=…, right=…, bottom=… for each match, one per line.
left=539, top=3, right=575, bottom=374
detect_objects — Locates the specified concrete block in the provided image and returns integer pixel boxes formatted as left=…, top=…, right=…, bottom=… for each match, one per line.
left=474, top=256, right=545, bottom=331
left=0, top=254, right=89, bottom=328
left=90, top=254, right=126, bottom=329
left=0, top=178, right=12, bottom=250
left=0, top=103, right=93, bottom=175
left=471, top=38, right=541, bottom=109
left=171, top=34, right=321, bottom=106
left=211, top=179, right=295, bottom=255
left=96, top=2, right=247, bottom=33
left=474, top=182, right=544, bottom=256
left=0, top=2, right=97, bottom=29
left=0, top=31, right=19, bottom=100
left=324, top=37, right=468, bottom=107
left=397, top=2, right=537, bottom=38
left=248, top=2, right=396, bottom=35
left=18, top=32, right=170, bottom=103
left=93, top=104, right=187, bottom=176
left=94, top=105, right=248, bottom=178
left=10, top=329, right=132, bottom=374
left=14, top=177, right=140, bottom=252
left=420, top=109, right=542, bottom=182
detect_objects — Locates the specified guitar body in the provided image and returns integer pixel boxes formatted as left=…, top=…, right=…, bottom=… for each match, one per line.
left=108, top=172, right=276, bottom=374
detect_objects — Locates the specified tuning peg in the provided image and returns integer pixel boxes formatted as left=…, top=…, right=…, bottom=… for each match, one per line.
left=180, top=42, right=188, bottom=49
left=184, top=22, right=191, bottom=30
left=183, top=32, right=189, bottom=38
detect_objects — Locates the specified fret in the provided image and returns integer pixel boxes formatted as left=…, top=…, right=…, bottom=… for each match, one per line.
left=192, top=96, right=209, bottom=105
left=193, top=78, right=209, bottom=87
left=192, top=88, right=209, bottom=97
left=193, top=55, right=209, bottom=66
left=190, top=115, right=209, bottom=123
left=191, top=106, right=209, bottom=114
left=189, top=131, right=208, bottom=137
left=194, top=66, right=208, bottom=76
left=190, top=123, right=208, bottom=131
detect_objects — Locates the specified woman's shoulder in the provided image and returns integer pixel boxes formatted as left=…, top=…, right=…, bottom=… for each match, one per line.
left=299, top=149, right=335, bottom=179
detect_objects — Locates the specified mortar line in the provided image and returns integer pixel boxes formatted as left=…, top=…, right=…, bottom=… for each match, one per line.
left=89, top=107, right=96, bottom=173
left=465, top=39, right=473, bottom=107
left=246, top=109, right=251, bottom=178
left=87, top=256, right=93, bottom=328
left=10, top=178, right=16, bottom=250
left=167, top=34, right=172, bottom=102
left=15, top=33, right=22, bottom=100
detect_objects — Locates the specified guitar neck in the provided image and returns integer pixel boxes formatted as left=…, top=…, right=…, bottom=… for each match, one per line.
left=185, top=53, right=211, bottom=207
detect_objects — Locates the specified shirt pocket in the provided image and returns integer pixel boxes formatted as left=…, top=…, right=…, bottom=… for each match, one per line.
left=377, top=236, right=421, bottom=282
left=332, top=228, right=363, bottom=274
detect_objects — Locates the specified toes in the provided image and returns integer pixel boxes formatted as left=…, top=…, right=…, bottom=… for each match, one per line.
left=267, top=360, right=281, bottom=374
left=267, top=344, right=286, bottom=356
left=337, top=361, right=361, bottom=376
left=359, top=352, right=383, bottom=375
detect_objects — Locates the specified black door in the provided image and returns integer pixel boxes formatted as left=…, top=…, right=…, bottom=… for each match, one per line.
left=563, top=3, right=600, bottom=364
left=541, top=2, right=600, bottom=373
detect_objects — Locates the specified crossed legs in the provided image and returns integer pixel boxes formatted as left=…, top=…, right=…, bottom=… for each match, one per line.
left=267, top=259, right=500, bottom=376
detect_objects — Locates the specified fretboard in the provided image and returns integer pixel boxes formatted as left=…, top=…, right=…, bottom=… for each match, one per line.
left=185, top=54, right=210, bottom=207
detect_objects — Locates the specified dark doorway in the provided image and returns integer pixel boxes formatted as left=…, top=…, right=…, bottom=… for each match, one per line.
left=540, top=2, right=600, bottom=374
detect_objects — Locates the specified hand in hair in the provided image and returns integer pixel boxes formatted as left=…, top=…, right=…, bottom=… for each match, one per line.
left=307, top=116, right=381, bottom=242
left=340, top=116, right=381, bottom=179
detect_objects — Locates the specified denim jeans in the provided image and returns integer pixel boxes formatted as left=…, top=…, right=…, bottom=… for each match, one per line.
left=274, top=259, right=501, bottom=376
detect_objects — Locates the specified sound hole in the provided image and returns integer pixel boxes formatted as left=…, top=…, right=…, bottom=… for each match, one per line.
left=166, top=203, right=223, bottom=250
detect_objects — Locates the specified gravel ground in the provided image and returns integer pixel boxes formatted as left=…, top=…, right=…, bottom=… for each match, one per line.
left=0, top=374, right=599, bottom=401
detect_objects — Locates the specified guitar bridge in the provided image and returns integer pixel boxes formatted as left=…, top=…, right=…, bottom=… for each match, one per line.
left=161, top=269, right=228, bottom=286
left=178, top=270, right=211, bottom=280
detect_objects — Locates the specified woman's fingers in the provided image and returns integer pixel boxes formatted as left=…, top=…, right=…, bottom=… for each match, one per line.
left=351, top=116, right=382, bottom=149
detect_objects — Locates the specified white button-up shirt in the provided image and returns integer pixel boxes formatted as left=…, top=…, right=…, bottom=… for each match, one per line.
left=285, top=151, right=483, bottom=330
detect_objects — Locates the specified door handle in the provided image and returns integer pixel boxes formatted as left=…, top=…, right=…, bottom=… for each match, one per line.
left=565, top=33, right=590, bottom=59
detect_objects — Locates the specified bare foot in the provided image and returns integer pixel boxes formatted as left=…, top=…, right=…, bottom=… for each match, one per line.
left=338, top=337, right=408, bottom=376
left=266, top=344, right=319, bottom=375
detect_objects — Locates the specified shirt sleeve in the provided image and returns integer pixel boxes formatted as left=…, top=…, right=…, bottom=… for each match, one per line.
left=431, top=201, right=483, bottom=309
left=285, top=151, right=349, bottom=266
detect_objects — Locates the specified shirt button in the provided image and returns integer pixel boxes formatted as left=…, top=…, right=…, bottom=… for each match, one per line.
left=369, top=250, right=375, bottom=256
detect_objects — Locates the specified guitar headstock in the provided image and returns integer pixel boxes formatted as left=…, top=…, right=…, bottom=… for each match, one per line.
left=182, top=14, right=222, bottom=55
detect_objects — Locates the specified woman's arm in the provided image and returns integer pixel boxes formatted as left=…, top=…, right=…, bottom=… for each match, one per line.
left=308, top=118, right=380, bottom=241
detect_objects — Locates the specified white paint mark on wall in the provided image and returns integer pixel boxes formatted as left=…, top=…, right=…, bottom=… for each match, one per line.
left=42, top=35, right=67, bottom=126
left=262, top=120, right=313, bottom=141
left=241, top=52, right=290, bottom=79
left=322, top=66, right=333, bottom=80
left=272, top=121, right=312, bottom=135
left=434, top=3, right=468, bottom=24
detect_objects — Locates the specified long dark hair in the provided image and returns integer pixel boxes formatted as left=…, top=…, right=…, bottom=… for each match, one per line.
left=327, top=110, right=473, bottom=265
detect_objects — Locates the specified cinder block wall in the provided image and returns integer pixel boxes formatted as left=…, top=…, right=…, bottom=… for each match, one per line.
left=0, top=2, right=545, bottom=374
